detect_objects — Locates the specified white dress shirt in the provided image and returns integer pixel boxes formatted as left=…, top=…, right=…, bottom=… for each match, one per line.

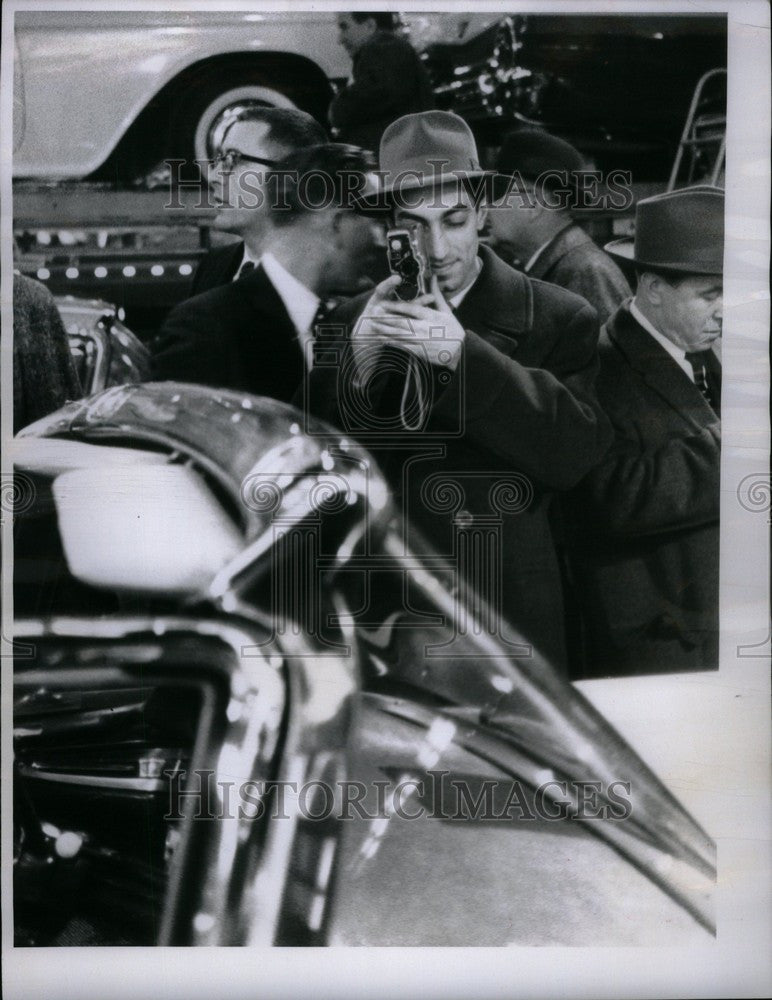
left=629, top=299, right=695, bottom=383
left=259, top=251, right=321, bottom=369
left=233, top=248, right=260, bottom=281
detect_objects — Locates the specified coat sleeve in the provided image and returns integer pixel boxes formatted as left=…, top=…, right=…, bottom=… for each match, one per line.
left=576, top=374, right=721, bottom=539
left=431, top=301, right=612, bottom=491
left=13, top=274, right=83, bottom=432
left=329, top=39, right=423, bottom=132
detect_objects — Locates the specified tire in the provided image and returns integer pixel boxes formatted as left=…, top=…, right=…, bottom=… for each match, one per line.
left=191, top=83, right=299, bottom=163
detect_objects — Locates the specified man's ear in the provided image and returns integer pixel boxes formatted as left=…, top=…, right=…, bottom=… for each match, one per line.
left=639, top=272, right=663, bottom=306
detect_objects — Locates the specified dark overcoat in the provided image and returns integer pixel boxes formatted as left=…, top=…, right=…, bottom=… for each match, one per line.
left=150, top=264, right=305, bottom=403
left=527, top=224, right=632, bottom=327
left=188, top=241, right=244, bottom=297
left=13, top=273, right=82, bottom=433
left=308, top=245, right=610, bottom=670
left=568, top=301, right=721, bottom=675
left=328, top=30, right=435, bottom=152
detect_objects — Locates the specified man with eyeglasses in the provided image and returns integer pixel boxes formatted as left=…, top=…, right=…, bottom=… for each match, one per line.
left=151, top=143, right=383, bottom=404
left=189, top=107, right=326, bottom=296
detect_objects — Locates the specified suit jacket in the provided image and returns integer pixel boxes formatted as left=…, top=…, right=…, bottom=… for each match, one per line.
left=308, top=245, right=610, bottom=670
left=568, top=301, right=721, bottom=676
left=151, top=264, right=306, bottom=403
left=527, top=224, right=632, bottom=327
left=189, top=241, right=244, bottom=297
left=328, top=30, right=435, bottom=151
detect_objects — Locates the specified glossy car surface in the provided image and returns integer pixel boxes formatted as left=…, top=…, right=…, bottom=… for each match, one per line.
left=13, top=384, right=715, bottom=945
left=12, top=10, right=490, bottom=180
left=55, top=295, right=150, bottom=394
left=13, top=11, right=724, bottom=182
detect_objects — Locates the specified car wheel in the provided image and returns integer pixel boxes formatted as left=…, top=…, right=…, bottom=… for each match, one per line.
left=192, top=84, right=299, bottom=163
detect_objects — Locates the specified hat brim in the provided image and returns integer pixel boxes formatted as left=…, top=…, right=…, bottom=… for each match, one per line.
left=604, top=238, right=724, bottom=276
left=354, top=169, right=498, bottom=215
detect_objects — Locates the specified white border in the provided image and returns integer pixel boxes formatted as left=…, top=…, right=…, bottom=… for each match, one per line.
left=2, top=2, right=770, bottom=998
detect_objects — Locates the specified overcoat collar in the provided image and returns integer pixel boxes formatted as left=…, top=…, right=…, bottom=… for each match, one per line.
left=454, top=244, right=532, bottom=337
left=606, top=301, right=721, bottom=422
left=527, top=223, right=589, bottom=281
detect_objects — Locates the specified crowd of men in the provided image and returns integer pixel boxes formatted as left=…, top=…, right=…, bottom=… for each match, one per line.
left=16, top=11, right=725, bottom=680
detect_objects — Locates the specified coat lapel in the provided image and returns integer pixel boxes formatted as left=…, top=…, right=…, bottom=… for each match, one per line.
left=455, top=245, right=530, bottom=349
left=526, top=224, right=580, bottom=282
left=608, top=304, right=720, bottom=425
left=220, top=241, right=245, bottom=283
left=236, top=265, right=305, bottom=398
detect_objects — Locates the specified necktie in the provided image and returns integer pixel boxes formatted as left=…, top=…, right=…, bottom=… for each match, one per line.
left=235, top=260, right=256, bottom=281
left=311, top=298, right=338, bottom=337
left=685, top=351, right=716, bottom=410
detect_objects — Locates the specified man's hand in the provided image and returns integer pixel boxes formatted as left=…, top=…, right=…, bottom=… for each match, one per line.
left=352, top=274, right=466, bottom=375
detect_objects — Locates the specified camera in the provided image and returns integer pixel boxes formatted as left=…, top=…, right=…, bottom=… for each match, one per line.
left=386, top=224, right=430, bottom=301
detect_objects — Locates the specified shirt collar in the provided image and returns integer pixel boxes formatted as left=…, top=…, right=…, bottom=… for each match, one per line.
left=260, top=251, right=320, bottom=335
left=232, top=247, right=260, bottom=281
left=629, top=298, right=694, bottom=381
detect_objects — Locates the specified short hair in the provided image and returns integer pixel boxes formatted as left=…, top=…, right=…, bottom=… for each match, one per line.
left=266, top=143, right=377, bottom=225
left=350, top=12, right=395, bottom=30
left=223, top=106, right=327, bottom=152
left=634, top=268, right=694, bottom=289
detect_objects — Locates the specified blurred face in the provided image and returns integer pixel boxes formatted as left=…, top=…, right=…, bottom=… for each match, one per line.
left=207, top=120, right=285, bottom=236
left=337, top=15, right=376, bottom=57
left=653, top=275, right=723, bottom=352
left=486, top=189, right=540, bottom=265
left=394, top=186, right=486, bottom=296
left=327, top=212, right=386, bottom=293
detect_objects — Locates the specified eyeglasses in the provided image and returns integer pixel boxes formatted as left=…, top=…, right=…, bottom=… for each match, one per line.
left=210, top=149, right=284, bottom=173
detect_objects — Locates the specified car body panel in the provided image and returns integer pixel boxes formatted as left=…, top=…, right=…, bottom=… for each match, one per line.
left=13, top=384, right=716, bottom=944
left=13, top=11, right=491, bottom=179
left=55, top=296, right=150, bottom=394
left=322, top=692, right=710, bottom=946
left=14, top=10, right=346, bottom=177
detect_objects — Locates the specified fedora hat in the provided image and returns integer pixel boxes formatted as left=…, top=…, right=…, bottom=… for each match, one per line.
left=605, top=185, right=724, bottom=275
left=496, top=127, right=587, bottom=180
left=356, top=111, right=495, bottom=212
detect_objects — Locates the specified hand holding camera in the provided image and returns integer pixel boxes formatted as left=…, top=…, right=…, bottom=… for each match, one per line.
left=352, top=242, right=466, bottom=376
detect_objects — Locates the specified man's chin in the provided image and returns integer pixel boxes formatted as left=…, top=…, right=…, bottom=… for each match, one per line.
left=211, top=210, right=241, bottom=233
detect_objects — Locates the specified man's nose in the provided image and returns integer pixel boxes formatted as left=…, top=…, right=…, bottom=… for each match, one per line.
left=427, top=225, right=448, bottom=262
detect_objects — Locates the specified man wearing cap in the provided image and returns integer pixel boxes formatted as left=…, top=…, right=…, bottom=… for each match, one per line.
left=308, top=111, right=611, bottom=671
left=568, top=186, right=723, bottom=676
left=487, top=128, right=632, bottom=326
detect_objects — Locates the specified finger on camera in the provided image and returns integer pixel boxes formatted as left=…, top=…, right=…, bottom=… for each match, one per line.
left=371, top=274, right=403, bottom=301
left=430, top=275, right=452, bottom=312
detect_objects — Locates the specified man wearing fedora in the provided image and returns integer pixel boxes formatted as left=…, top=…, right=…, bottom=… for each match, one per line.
left=487, top=128, right=632, bottom=326
left=568, top=186, right=723, bottom=676
left=307, top=111, right=611, bottom=671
